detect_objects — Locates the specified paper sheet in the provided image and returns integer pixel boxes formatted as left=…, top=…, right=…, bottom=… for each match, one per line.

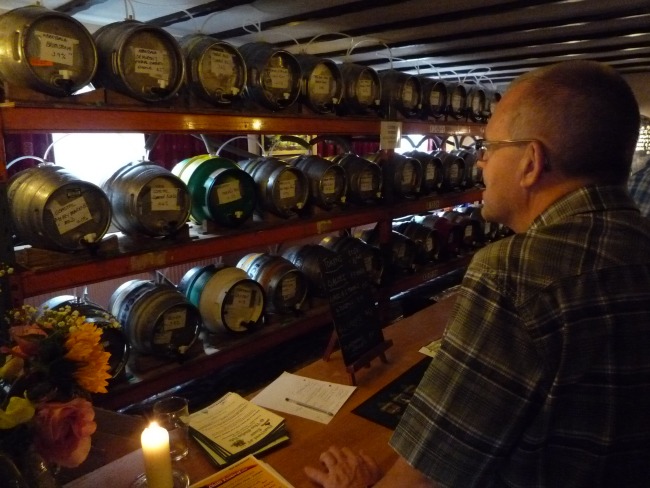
left=419, top=337, right=442, bottom=358
left=251, top=372, right=356, bottom=424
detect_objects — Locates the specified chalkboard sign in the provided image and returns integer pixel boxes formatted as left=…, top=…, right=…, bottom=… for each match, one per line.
left=319, top=245, right=386, bottom=366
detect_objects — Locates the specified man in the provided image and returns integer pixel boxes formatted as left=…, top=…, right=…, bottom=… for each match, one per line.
left=304, top=60, right=650, bottom=487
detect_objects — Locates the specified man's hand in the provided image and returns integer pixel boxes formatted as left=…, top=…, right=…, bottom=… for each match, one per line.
left=304, top=445, right=383, bottom=488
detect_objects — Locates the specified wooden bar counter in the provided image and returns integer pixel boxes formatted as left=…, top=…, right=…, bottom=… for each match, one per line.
left=63, top=295, right=456, bottom=488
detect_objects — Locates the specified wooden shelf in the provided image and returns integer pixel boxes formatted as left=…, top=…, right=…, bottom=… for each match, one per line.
left=382, top=254, right=473, bottom=299
left=13, top=188, right=483, bottom=298
left=94, top=251, right=474, bottom=411
left=0, top=104, right=485, bottom=136
left=384, top=188, right=483, bottom=216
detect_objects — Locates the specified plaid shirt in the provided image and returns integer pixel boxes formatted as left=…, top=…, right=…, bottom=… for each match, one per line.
left=628, top=163, right=650, bottom=217
left=390, top=185, right=650, bottom=487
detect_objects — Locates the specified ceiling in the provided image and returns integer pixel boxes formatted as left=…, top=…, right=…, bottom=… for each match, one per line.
left=2, top=0, right=650, bottom=115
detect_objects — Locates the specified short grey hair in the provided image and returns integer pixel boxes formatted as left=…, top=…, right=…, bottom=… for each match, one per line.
left=506, top=60, right=640, bottom=185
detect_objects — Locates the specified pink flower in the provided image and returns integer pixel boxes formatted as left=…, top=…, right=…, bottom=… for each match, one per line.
left=32, top=397, right=97, bottom=468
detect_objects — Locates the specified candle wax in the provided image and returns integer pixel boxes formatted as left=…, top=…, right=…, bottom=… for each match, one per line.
left=141, top=422, right=174, bottom=488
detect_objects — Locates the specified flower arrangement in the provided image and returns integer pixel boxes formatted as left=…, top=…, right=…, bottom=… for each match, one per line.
left=0, top=262, right=14, bottom=295
left=0, top=303, right=118, bottom=473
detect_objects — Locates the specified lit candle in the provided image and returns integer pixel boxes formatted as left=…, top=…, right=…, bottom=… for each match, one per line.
left=141, top=422, right=174, bottom=488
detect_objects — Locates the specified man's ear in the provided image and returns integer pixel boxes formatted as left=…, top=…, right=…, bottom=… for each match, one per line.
left=520, top=140, right=546, bottom=188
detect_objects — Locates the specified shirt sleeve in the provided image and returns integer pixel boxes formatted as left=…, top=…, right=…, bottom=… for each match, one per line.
left=389, top=256, right=546, bottom=487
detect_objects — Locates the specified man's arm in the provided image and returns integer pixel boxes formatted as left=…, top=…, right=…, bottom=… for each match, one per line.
left=304, top=445, right=437, bottom=488
left=373, top=456, right=438, bottom=488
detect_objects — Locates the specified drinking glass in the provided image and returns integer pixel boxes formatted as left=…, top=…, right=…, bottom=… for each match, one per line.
left=153, top=396, right=190, bottom=461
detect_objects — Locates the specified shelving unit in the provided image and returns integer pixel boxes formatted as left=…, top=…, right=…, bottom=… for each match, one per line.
left=0, top=103, right=484, bottom=409
left=0, top=105, right=483, bottom=137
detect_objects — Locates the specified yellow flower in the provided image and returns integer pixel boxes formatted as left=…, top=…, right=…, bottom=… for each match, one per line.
left=0, top=396, right=35, bottom=429
left=0, top=356, right=24, bottom=382
left=64, top=323, right=112, bottom=394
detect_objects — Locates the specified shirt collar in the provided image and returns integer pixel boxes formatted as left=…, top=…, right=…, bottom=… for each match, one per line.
left=530, top=185, right=639, bottom=230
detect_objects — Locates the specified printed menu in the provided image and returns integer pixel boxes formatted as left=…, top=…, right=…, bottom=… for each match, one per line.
left=190, top=454, right=294, bottom=488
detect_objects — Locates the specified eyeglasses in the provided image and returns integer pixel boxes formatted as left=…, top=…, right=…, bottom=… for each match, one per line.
left=474, top=139, right=537, bottom=161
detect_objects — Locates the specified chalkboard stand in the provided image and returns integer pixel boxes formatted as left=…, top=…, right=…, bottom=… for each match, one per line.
left=323, top=332, right=394, bottom=386
left=322, top=332, right=339, bottom=361
left=318, top=241, right=393, bottom=385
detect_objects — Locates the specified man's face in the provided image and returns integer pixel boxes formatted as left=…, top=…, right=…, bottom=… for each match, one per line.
left=477, top=84, right=530, bottom=230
